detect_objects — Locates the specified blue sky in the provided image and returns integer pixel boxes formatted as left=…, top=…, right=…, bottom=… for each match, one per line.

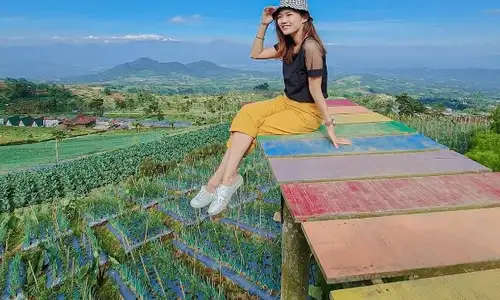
left=1, top=0, right=499, bottom=46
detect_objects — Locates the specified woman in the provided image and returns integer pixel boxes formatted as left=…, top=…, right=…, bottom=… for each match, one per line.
left=190, top=0, right=351, bottom=216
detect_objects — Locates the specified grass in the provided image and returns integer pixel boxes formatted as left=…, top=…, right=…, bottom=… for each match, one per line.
left=0, top=128, right=175, bottom=172
left=391, top=113, right=492, bottom=154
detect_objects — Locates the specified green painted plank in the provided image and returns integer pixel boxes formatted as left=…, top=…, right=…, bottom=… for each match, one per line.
left=257, top=121, right=416, bottom=141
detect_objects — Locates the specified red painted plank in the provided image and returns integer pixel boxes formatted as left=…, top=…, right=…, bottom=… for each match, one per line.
left=302, top=207, right=500, bottom=284
left=326, top=99, right=358, bottom=107
left=281, top=173, right=500, bottom=222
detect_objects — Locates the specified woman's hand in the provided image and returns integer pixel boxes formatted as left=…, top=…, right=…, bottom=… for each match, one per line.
left=326, top=124, right=352, bottom=148
left=261, top=6, right=277, bottom=25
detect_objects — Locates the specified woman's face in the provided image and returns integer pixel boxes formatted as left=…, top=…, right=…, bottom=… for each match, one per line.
left=275, top=9, right=307, bottom=35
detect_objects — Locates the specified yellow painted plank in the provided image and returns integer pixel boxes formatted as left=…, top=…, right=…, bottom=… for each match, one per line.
left=330, top=268, right=500, bottom=300
left=328, top=106, right=372, bottom=115
left=334, top=112, right=392, bottom=124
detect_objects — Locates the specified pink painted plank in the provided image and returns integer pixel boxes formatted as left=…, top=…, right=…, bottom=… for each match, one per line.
left=268, top=149, right=490, bottom=183
left=302, top=207, right=500, bottom=284
left=281, top=173, right=500, bottom=222
left=326, top=99, right=358, bottom=107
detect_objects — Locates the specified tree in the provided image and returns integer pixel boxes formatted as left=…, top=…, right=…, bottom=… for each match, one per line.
left=115, top=98, right=127, bottom=110
left=395, top=93, right=426, bottom=116
left=490, top=105, right=500, bottom=134
left=52, top=129, right=68, bottom=164
left=254, top=82, right=269, bottom=91
left=103, top=87, right=112, bottom=95
left=89, top=97, right=104, bottom=116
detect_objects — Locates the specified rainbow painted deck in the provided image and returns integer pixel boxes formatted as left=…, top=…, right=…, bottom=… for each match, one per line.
left=268, top=150, right=490, bottom=183
left=302, top=207, right=500, bottom=284
left=257, top=98, right=500, bottom=297
left=281, top=173, right=500, bottom=222
left=257, top=121, right=416, bottom=141
left=260, top=134, right=446, bottom=157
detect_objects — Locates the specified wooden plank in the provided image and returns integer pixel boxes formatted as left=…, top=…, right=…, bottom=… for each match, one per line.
left=281, top=173, right=500, bottom=222
left=302, top=207, right=500, bottom=284
left=260, top=134, right=446, bottom=158
left=257, top=121, right=417, bottom=141
left=328, top=106, right=372, bottom=115
left=334, top=113, right=392, bottom=124
left=326, top=99, right=358, bottom=107
left=330, top=268, right=500, bottom=300
left=268, top=149, right=490, bottom=183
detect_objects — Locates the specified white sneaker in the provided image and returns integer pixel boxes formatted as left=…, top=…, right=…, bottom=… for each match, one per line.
left=208, top=174, right=243, bottom=216
left=190, top=185, right=216, bottom=209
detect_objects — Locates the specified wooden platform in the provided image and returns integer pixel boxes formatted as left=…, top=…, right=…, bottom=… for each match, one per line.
left=269, top=149, right=490, bottom=183
left=281, top=173, right=500, bottom=222
left=334, top=112, right=392, bottom=124
left=257, top=98, right=499, bottom=299
left=257, top=121, right=417, bottom=141
left=330, top=268, right=500, bottom=300
left=303, top=207, right=500, bottom=284
left=260, top=134, right=446, bottom=157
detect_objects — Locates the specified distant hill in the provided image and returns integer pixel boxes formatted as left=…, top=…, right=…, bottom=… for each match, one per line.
left=58, top=58, right=272, bottom=84
left=361, top=67, right=500, bottom=92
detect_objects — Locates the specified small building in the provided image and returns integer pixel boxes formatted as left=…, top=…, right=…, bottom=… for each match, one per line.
left=5, top=116, right=20, bottom=126
left=19, top=116, right=34, bottom=127
left=32, top=118, right=44, bottom=127
left=43, top=119, right=60, bottom=127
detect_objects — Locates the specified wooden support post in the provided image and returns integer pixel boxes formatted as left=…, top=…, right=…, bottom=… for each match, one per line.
left=281, top=195, right=311, bottom=300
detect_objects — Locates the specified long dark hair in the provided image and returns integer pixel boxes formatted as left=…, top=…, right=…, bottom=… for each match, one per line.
left=273, top=9, right=327, bottom=64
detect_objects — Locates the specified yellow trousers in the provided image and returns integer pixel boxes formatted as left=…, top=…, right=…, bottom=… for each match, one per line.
left=227, top=94, right=323, bottom=154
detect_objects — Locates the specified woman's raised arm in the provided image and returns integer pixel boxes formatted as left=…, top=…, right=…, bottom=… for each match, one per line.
left=250, top=7, right=278, bottom=59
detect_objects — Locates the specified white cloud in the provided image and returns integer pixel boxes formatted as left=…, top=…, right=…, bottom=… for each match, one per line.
left=50, top=34, right=178, bottom=43
left=169, top=14, right=202, bottom=24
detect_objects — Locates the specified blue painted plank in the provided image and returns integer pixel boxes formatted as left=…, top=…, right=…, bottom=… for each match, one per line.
left=260, top=134, right=447, bottom=157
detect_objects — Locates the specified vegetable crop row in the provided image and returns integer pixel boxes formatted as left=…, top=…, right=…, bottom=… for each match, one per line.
left=0, top=123, right=230, bottom=213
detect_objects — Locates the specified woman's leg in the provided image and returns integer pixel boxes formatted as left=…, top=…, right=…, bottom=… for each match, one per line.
left=205, top=148, right=230, bottom=193
left=191, top=95, right=286, bottom=209
left=207, top=98, right=322, bottom=216
left=221, top=132, right=254, bottom=186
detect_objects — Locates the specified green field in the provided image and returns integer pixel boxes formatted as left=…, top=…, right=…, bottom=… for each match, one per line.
left=0, top=126, right=101, bottom=146
left=0, top=129, right=175, bottom=172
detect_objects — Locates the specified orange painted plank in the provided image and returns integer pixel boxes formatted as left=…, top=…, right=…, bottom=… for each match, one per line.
left=302, top=207, right=500, bottom=284
left=328, top=106, right=372, bottom=115
left=282, top=173, right=500, bottom=222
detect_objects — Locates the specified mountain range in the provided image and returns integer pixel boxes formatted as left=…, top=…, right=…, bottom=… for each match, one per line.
left=1, top=39, right=499, bottom=80
left=58, top=58, right=273, bottom=83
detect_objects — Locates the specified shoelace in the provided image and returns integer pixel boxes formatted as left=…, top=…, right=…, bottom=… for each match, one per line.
left=215, top=186, right=229, bottom=204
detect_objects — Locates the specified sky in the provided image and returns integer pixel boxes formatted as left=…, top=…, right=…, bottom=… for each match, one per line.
left=1, top=0, right=500, bottom=47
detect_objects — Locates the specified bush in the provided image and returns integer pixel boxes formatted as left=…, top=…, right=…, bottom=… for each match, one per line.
left=0, top=124, right=230, bottom=213
left=465, top=133, right=500, bottom=171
